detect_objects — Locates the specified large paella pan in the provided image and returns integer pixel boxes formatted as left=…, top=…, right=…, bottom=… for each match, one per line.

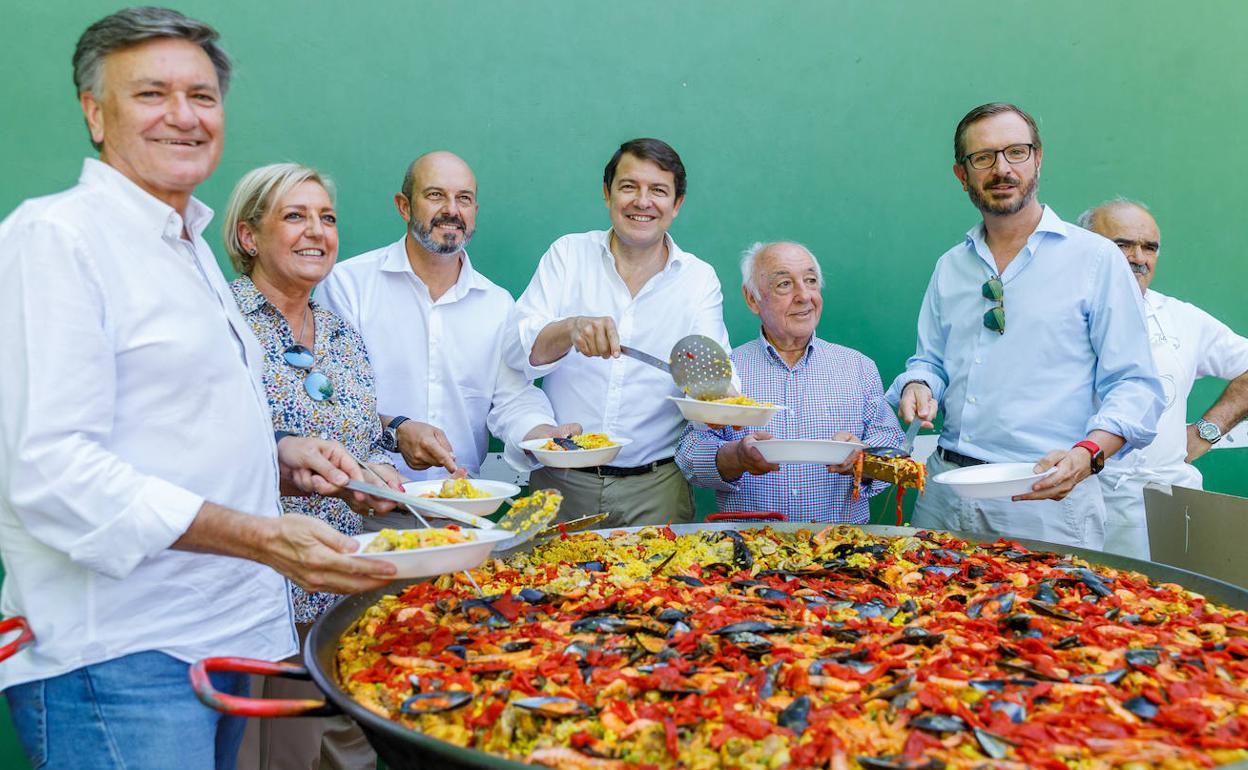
left=194, top=522, right=1248, bottom=769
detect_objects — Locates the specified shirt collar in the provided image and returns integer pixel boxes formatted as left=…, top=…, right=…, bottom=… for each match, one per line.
left=597, top=229, right=687, bottom=272
left=964, top=204, right=1069, bottom=256
left=379, top=237, right=489, bottom=299
left=79, top=157, right=214, bottom=241
left=758, top=328, right=817, bottom=368
left=230, top=274, right=317, bottom=317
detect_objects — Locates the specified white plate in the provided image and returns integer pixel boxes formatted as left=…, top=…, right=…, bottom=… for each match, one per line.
left=352, top=528, right=513, bottom=578
left=401, top=479, right=521, bottom=517
left=753, top=439, right=862, bottom=465
left=667, top=396, right=785, bottom=428
left=931, top=462, right=1056, bottom=499
left=519, top=437, right=632, bottom=469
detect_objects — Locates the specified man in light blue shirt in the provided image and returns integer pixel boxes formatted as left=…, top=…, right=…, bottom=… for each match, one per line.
left=887, top=102, right=1163, bottom=549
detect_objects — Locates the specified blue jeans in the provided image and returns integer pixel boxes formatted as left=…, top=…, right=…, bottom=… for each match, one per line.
left=5, top=650, right=249, bottom=770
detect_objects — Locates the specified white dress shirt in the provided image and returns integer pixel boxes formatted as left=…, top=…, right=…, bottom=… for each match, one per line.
left=1103, top=290, right=1248, bottom=488
left=886, top=206, right=1163, bottom=462
left=0, top=159, right=296, bottom=690
left=509, top=230, right=732, bottom=467
left=317, top=239, right=556, bottom=479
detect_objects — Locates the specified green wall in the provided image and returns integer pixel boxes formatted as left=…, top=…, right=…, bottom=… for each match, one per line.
left=2, top=1, right=1246, bottom=765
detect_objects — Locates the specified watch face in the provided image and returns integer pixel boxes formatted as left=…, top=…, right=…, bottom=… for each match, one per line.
left=1198, top=421, right=1221, bottom=442
left=381, top=428, right=398, bottom=452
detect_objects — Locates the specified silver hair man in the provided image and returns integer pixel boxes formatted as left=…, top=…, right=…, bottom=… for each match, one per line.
left=739, top=240, right=824, bottom=300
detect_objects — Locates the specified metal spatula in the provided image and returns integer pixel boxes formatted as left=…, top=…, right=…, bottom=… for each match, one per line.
left=492, top=489, right=563, bottom=552
left=621, top=334, right=733, bottom=400
left=867, top=419, right=922, bottom=459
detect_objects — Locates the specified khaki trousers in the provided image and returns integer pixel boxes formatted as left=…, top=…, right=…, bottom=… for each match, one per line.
left=530, top=460, right=695, bottom=530
left=237, top=623, right=376, bottom=770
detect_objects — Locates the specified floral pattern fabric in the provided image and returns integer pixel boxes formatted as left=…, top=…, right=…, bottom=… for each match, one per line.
left=231, top=276, right=392, bottom=623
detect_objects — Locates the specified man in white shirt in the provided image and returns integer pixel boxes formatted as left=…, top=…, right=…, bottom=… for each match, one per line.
left=318, top=151, right=577, bottom=527
left=0, top=9, right=396, bottom=768
left=510, top=138, right=733, bottom=527
left=1080, top=199, right=1248, bottom=559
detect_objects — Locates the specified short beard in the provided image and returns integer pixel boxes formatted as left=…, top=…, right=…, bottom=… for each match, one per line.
left=968, top=171, right=1038, bottom=216
left=411, top=216, right=473, bottom=257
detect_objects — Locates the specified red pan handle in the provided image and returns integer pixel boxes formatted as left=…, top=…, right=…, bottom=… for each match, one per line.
left=0, top=617, right=34, bottom=662
left=190, top=657, right=339, bottom=717
left=706, top=511, right=788, bottom=522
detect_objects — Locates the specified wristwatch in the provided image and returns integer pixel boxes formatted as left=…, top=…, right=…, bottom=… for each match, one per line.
left=1195, top=419, right=1224, bottom=445
left=1073, top=440, right=1105, bottom=474
left=380, top=416, right=409, bottom=452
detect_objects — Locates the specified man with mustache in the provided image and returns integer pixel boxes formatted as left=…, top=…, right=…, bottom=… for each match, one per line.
left=887, top=102, right=1163, bottom=549
left=319, top=152, right=577, bottom=516
left=1078, top=198, right=1248, bottom=559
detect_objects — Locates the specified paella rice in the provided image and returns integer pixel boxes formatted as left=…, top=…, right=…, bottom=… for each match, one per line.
left=361, top=527, right=475, bottom=553
left=419, top=478, right=493, bottom=499
left=338, top=525, right=1248, bottom=769
left=541, top=433, right=618, bottom=451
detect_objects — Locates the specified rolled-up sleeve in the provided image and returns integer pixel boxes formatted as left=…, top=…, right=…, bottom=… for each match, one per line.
left=1, top=219, right=203, bottom=579
left=674, top=422, right=739, bottom=493
left=487, top=350, right=557, bottom=472
left=1085, top=247, right=1164, bottom=454
left=509, top=244, right=571, bottom=380
left=886, top=267, right=950, bottom=406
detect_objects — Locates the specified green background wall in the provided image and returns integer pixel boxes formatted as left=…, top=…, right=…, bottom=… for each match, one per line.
left=2, top=1, right=1245, bottom=765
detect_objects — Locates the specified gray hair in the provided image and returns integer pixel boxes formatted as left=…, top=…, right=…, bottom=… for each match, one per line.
left=1076, top=196, right=1152, bottom=230
left=73, top=7, right=232, bottom=149
left=740, top=241, right=824, bottom=300
left=223, top=163, right=337, bottom=275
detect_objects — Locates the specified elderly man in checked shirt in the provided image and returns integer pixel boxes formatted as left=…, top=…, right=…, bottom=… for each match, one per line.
left=675, top=242, right=904, bottom=523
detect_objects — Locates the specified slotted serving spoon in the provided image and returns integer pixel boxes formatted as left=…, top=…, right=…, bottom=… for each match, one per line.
left=620, top=333, right=733, bottom=400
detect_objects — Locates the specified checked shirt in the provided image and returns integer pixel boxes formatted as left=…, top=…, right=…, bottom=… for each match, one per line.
left=675, top=333, right=903, bottom=523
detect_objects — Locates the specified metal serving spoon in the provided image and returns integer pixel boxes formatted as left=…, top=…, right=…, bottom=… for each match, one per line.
left=620, top=333, right=733, bottom=400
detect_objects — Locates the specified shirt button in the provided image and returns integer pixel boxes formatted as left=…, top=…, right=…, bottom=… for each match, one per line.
left=968, top=396, right=977, bottom=404
left=974, top=357, right=982, bottom=364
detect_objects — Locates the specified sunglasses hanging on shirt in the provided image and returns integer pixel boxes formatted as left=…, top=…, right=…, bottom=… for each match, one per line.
left=282, top=305, right=334, bottom=401
left=981, top=275, right=1005, bottom=334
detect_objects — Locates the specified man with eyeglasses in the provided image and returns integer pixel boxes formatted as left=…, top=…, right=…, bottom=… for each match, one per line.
left=1079, top=198, right=1248, bottom=559
left=0, top=8, right=398, bottom=767
left=886, top=102, right=1163, bottom=550
left=318, top=151, right=578, bottom=521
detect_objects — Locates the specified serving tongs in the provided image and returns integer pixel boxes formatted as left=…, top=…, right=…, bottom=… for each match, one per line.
left=620, top=333, right=733, bottom=400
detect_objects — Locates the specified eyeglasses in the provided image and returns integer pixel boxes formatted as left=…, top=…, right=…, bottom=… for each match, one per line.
left=283, top=344, right=334, bottom=401
left=962, top=143, right=1035, bottom=170
left=982, top=276, right=1005, bottom=334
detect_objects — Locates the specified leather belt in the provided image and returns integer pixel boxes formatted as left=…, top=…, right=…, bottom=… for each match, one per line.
left=568, top=457, right=675, bottom=478
left=936, top=446, right=988, bottom=468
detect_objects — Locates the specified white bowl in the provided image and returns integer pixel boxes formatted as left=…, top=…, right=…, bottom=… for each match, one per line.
left=753, top=439, right=862, bottom=465
left=931, top=462, right=1056, bottom=499
left=401, top=479, right=521, bottom=517
left=352, top=528, right=513, bottom=578
left=667, top=396, right=785, bottom=428
left=519, top=437, right=631, bottom=469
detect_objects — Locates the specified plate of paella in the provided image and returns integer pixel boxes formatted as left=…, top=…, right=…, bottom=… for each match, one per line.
left=668, top=394, right=785, bottom=427
left=401, top=478, right=522, bottom=516
left=520, top=433, right=631, bottom=469
left=351, top=527, right=513, bottom=578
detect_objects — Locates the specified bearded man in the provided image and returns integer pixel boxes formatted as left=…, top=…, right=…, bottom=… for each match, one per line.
left=886, top=103, right=1163, bottom=550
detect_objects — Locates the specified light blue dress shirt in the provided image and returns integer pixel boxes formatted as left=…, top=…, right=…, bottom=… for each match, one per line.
left=886, top=205, right=1163, bottom=463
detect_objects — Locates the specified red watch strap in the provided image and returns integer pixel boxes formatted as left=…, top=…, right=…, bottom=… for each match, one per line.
left=1073, top=440, right=1101, bottom=456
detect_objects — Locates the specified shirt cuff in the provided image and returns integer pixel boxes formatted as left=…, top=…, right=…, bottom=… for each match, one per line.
left=67, top=476, right=205, bottom=580
left=676, top=431, right=739, bottom=494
